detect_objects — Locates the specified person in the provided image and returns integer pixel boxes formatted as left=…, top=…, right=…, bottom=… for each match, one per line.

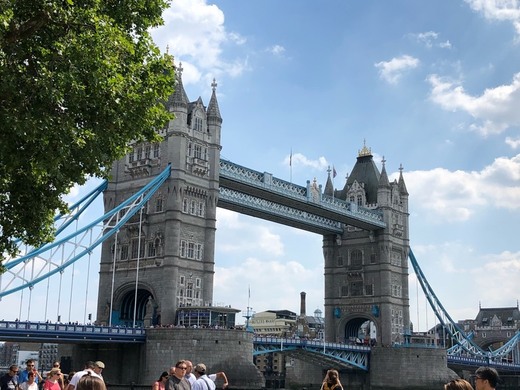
left=66, top=362, right=102, bottom=390
left=63, top=373, right=75, bottom=390
left=1, top=365, right=19, bottom=390
left=75, top=375, right=105, bottom=390
left=444, top=379, right=474, bottom=390
left=152, top=372, right=169, bottom=390
left=19, top=361, right=42, bottom=385
left=92, top=363, right=104, bottom=381
left=19, top=372, right=37, bottom=390
left=165, top=362, right=190, bottom=390
left=44, top=369, right=62, bottom=390
left=320, top=369, right=343, bottom=390
left=185, top=361, right=228, bottom=389
left=474, top=367, right=499, bottom=390
left=192, top=364, right=215, bottom=390
left=183, top=361, right=196, bottom=386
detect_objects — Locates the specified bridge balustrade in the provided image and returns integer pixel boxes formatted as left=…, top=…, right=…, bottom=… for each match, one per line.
left=0, top=320, right=145, bottom=343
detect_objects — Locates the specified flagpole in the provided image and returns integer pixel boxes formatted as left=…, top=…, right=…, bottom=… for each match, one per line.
left=290, top=148, right=293, bottom=183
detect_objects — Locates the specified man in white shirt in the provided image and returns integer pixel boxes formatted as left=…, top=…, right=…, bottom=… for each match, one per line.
left=66, top=361, right=102, bottom=390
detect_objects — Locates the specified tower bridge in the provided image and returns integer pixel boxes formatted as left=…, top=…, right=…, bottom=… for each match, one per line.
left=1, top=68, right=519, bottom=390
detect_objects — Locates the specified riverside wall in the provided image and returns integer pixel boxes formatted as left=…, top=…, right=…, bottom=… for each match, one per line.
left=64, top=328, right=264, bottom=389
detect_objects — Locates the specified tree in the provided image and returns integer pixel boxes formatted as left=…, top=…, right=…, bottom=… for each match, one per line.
left=0, top=0, right=175, bottom=259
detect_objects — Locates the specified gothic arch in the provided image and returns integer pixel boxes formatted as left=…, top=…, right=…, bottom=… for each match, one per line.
left=110, top=282, right=158, bottom=326
left=336, top=313, right=378, bottom=345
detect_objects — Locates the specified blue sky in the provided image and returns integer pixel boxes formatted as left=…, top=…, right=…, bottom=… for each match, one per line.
left=2, top=0, right=520, bottom=331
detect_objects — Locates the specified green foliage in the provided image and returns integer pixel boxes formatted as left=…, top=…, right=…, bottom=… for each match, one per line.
left=0, top=0, right=175, bottom=258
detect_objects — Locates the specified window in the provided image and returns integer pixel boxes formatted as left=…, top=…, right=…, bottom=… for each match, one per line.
left=190, top=200, right=196, bottom=215
left=120, top=244, right=129, bottom=260
left=195, top=244, right=203, bottom=260
left=137, top=147, right=143, bottom=160
left=145, top=145, right=151, bottom=159
left=194, top=144, right=202, bottom=159
left=131, top=238, right=145, bottom=259
left=187, top=242, right=195, bottom=259
left=153, top=143, right=160, bottom=158
left=180, top=276, right=185, bottom=285
left=180, top=240, right=186, bottom=257
left=187, top=142, right=192, bottom=157
left=357, top=195, right=363, bottom=206
left=155, top=197, right=163, bottom=212
left=147, top=241, right=156, bottom=257
left=365, top=284, right=373, bottom=295
left=337, top=255, right=343, bottom=266
left=182, top=198, right=189, bottom=213
left=129, top=151, right=135, bottom=163
left=198, top=202, right=205, bottom=216
left=194, top=117, right=203, bottom=132
left=196, top=278, right=201, bottom=288
left=341, top=285, right=348, bottom=296
left=351, top=249, right=363, bottom=267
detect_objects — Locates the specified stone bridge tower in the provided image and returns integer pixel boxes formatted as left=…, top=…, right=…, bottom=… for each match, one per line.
left=96, top=64, right=222, bottom=326
left=322, top=144, right=410, bottom=347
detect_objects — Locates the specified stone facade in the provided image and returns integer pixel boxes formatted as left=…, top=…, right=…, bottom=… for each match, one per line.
left=323, top=146, right=410, bottom=347
left=96, top=66, right=222, bottom=327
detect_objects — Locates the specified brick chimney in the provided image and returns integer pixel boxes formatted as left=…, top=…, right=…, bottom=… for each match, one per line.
left=300, top=291, right=306, bottom=317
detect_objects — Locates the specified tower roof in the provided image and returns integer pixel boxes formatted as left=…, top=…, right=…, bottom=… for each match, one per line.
left=168, top=62, right=189, bottom=109
left=378, top=156, right=390, bottom=188
left=347, top=143, right=381, bottom=204
left=207, top=78, right=222, bottom=121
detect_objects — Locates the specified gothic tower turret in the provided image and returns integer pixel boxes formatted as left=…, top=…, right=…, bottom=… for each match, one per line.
left=97, top=68, right=223, bottom=326
left=323, top=143, right=410, bottom=346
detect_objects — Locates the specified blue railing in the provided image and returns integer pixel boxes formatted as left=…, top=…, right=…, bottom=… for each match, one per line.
left=0, top=320, right=146, bottom=343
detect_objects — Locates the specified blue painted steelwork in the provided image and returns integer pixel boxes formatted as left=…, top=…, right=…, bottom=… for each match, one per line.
left=409, top=249, right=520, bottom=364
left=219, top=159, right=386, bottom=231
left=11, top=181, right=108, bottom=256
left=0, top=320, right=145, bottom=343
left=0, top=165, right=171, bottom=298
left=253, top=336, right=370, bottom=371
left=218, top=187, right=343, bottom=235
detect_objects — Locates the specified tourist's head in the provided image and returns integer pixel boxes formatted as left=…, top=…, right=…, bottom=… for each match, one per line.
left=157, top=371, right=169, bottom=382
left=444, top=378, right=474, bottom=390
left=174, top=361, right=188, bottom=379
left=475, top=366, right=499, bottom=389
left=77, top=374, right=106, bottom=390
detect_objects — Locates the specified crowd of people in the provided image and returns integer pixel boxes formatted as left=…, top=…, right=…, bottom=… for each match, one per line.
left=153, top=360, right=228, bottom=390
left=1, top=360, right=106, bottom=390
left=2, top=358, right=501, bottom=390
left=315, top=366, right=500, bottom=390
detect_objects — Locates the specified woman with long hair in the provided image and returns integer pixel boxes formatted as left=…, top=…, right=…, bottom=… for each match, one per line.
left=320, top=369, right=343, bottom=390
left=444, top=379, right=474, bottom=390
left=152, top=371, right=169, bottom=390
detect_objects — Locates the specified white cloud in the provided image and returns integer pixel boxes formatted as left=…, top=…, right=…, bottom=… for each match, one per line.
left=151, top=0, right=248, bottom=83
left=267, top=45, right=286, bottom=56
left=399, top=154, right=520, bottom=222
left=465, top=0, right=520, bottom=37
left=428, top=73, right=520, bottom=136
left=410, top=31, right=452, bottom=49
left=375, top=55, right=420, bottom=84
left=284, top=152, right=329, bottom=171
left=505, top=136, right=520, bottom=149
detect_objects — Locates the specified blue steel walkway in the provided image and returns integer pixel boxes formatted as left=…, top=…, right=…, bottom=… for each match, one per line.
left=218, top=159, right=386, bottom=234
left=0, top=320, right=145, bottom=343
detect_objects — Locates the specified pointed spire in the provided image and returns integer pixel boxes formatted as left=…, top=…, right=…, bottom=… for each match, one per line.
left=398, top=163, right=409, bottom=195
left=378, top=156, right=390, bottom=187
left=324, top=166, right=334, bottom=196
left=168, top=61, right=189, bottom=110
left=207, top=78, right=222, bottom=123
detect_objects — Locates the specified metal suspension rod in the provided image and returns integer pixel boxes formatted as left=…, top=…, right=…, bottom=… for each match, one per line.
left=83, top=229, right=93, bottom=324
left=44, top=260, right=51, bottom=321
left=133, top=206, right=144, bottom=328
left=109, top=212, right=120, bottom=328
